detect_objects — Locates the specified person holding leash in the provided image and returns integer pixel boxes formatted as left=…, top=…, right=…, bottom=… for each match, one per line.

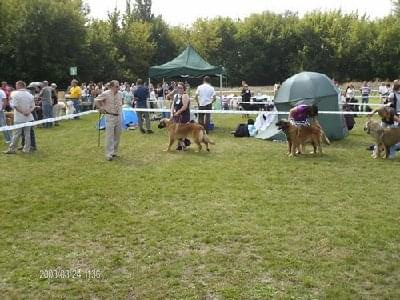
left=94, top=80, right=123, bottom=161
left=288, top=103, right=319, bottom=126
left=170, top=82, right=191, bottom=150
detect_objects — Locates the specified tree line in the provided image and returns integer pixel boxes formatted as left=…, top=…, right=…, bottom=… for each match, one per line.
left=1, top=0, right=400, bottom=87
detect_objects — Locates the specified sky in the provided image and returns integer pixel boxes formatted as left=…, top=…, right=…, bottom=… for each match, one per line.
left=85, top=0, right=394, bottom=26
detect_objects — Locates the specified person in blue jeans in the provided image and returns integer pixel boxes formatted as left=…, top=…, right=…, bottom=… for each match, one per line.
left=134, top=79, right=153, bottom=134
left=389, top=142, right=400, bottom=159
left=39, top=81, right=53, bottom=128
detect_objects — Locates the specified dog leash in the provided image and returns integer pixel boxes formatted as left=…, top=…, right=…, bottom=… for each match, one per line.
left=173, top=114, right=182, bottom=135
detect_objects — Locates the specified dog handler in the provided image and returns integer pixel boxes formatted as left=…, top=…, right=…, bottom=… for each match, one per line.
left=171, top=82, right=191, bottom=150
left=94, top=80, right=123, bottom=161
left=288, top=103, right=319, bottom=125
left=367, top=106, right=400, bottom=156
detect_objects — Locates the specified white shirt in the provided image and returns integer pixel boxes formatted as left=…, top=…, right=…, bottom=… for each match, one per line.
left=10, top=89, right=35, bottom=123
left=345, top=88, right=354, bottom=99
left=0, top=89, right=6, bottom=110
left=196, top=83, right=215, bottom=106
left=378, top=85, right=388, bottom=96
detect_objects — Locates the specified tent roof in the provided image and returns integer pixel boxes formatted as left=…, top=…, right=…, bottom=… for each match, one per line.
left=149, top=46, right=224, bottom=78
left=274, top=72, right=339, bottom=103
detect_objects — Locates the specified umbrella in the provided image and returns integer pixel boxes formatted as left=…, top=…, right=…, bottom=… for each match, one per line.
left=274, top=72, right=339, bottom=104
left=27, top=82, right=44, bottom=89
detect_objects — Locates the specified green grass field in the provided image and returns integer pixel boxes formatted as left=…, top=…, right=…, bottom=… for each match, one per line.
left=0, top=114, right=399, bottom=299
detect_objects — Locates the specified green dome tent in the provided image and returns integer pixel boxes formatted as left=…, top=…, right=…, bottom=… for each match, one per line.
left=274, top=71, right=348, bottom=140
left=148, top=46, right=224, bottom=78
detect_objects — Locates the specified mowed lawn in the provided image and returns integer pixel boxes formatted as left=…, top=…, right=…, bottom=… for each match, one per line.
left=0, top=113, right=399, bottom=299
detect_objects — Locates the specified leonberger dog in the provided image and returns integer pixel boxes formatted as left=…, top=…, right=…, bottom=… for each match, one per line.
left=276, top=119, right=330, bottom=157
left=158, top=118, right=215, bottom=152
left=364, top=119, right=400, bottom=159
left=370, top=106, right=396, bottom=124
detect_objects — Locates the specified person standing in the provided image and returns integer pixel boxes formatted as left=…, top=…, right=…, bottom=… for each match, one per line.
left=1, top=81, right=11, bottom=111
left=94, top=80, right=123, bottom=161
left=171, top=82, right=191, bottom=150
left=195, top=76, right=215, bottom=133
left=39, top=81, right=53, bottom=128
left=122, top=83, right=134, bottom=106
left=0, top=88, right=11, bottom=144
left=51, top=83, right=62, bottom=126
left=360, top=81, right=371, bottom=112
left=388, top=81, right=400, bottom=114
left=345, top=84, right=358, bottom=116
left=378, top=82, right=388, bottom=104
left=3, top=81, right=35, bottom=154
left=65, top=79, right=82, bottom=118
left=134, top=78, right=153, bottom=134
left=273, top=82, right=281, bottom=96
left=240, top=83, right=252, bottom=111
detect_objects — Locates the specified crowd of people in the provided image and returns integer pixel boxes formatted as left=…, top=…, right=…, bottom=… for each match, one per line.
left=1, top=77, right=400, bottom=160
left=0, top=77, right=217, bottom=159
left=340, top=81, right=397, bottom=114
left=0, top=80, right=61, bottom=153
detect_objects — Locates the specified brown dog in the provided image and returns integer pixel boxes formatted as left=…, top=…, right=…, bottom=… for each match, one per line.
left=276, top=119, right=330, bottom=157
left=364, top=119, right=400, bottom=158
left=158, top=118, right=215, bottom=152
left=370, top=106, right=396, bottom=124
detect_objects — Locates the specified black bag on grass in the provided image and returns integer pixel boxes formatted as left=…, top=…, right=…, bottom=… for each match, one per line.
left=234, top=123, right=250, bottom=137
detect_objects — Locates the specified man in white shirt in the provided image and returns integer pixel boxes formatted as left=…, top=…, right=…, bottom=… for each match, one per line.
left=195, top=76, right=215, bottom=133
left=4, top=81, right=35, bottom=154
left=0, top=88, right=11, bottom=143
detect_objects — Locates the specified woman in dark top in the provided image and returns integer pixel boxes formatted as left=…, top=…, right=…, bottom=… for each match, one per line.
left=172, top=82, right=190, bottom=123
left=171, top=82, right=191, bottom=150
left=241, top=83, right=252, bottom=111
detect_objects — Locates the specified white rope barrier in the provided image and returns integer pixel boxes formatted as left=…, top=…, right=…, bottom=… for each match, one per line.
left=0, top=110, right=96, bottom=132
left=0, top=107, right=381, bottom=132
left=132, top=108, right=374, bottom=115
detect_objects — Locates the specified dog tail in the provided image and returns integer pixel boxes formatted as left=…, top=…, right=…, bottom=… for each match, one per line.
left=321, top=131, right=330, bottom=145
left=202, top=130, right=215, bottom=145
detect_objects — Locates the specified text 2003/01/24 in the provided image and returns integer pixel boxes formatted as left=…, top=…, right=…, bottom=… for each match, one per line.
left=39, top=268, right=101, bottom=280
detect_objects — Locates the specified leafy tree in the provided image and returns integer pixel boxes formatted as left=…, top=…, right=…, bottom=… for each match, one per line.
left=126, top=0, right=153, bottom=22
left=235, top=12, right=302, bottom=85
left=13, top=0, right=87, bottom=84
left=392, top=0, right=400, bottom=16
left=117, top=20, right=155, bottom=80
left=0, top=0, right=25, bottom=82
left=149, top=16, right=179, bottom=65
left=83, top=20, right=121, bottom=82
left=2, top=1, right=400, bottom=87
left=369, top=15, right=400, bottom=80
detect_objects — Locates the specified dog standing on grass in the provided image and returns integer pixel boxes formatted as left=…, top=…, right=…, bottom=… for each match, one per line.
left=158, top=118, right=215, bottom=152
left=276, top=119, right=330, bottom=157
left=364, top=119, right=400, bottom=159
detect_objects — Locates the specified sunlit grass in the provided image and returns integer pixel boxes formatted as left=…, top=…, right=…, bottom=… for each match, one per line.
left=0, top=113, right=399, bottom=299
